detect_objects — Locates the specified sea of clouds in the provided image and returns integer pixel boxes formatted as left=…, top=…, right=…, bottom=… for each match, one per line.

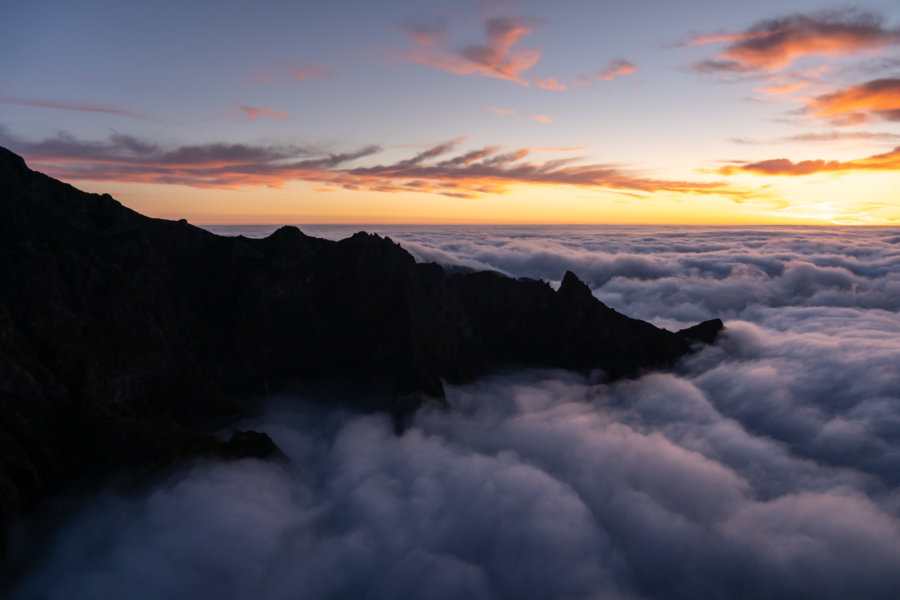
left=8, top=225, right=900, bottom=599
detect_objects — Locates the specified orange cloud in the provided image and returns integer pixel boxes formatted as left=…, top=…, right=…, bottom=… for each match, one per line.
left=239, top=105, right=290, bottom=121
left=719, top=145, right=900, bottom=175
left=530, top=115, right=552, bottom=124
left=488, top=107, right=516, bottom=117
left=2, top=130, right=752, bottom=201
left=758, top=81, right=810, bottom=95
left=534, top=76, right=566, bottom=90
left=690, top=9, right=900, bottom=73
left=805, top=78, right=900, bottom=123
left=596, top=58, right=638, bottom=81
left=0, top=97, right=157, bottom=121
left=402, top=15, right=542, bottom=86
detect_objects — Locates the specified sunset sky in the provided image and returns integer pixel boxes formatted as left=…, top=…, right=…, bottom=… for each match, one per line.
left=2, top=0, right=899, bottom=224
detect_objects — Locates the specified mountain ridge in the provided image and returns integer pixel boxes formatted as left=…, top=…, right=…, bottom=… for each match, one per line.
left=0, top=146, right=722, bottom=551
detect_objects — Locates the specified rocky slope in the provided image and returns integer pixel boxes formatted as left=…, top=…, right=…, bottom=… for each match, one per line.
left=0, top=146, right=722, bottom=549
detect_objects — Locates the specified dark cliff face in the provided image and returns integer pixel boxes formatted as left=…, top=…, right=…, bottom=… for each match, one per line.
left=0, top=146, right=723, bottom=547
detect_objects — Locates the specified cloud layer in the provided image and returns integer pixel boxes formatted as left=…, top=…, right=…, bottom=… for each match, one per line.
left=11, top=226, right=900, bottom=599
left=0, top=130, right=747, bottom=199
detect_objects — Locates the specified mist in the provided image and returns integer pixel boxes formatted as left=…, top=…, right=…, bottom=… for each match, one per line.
left=10, top=226, right=900, bottom=599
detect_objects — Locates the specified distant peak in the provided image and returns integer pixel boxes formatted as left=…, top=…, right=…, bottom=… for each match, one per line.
left=0, top=146, right=29, bottom=178
left=268, top=225, right=307, bottom=240
left=676, top=318, right=724, bottom=344
left=350, top=231, right=380, bottom=241
left=559, top=270, right=593, bottom=299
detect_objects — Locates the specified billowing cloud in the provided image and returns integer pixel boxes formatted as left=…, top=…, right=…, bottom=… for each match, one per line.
left=239, top=105, right=290, bottom=121
left=401, top=15, right=542, bottom=86
left=0, top=96, right=157, bottom=121
left=719, top=145, right=900, bottom=175
left=690, top=9, right=900, bottom=73
left=11, top=227, right=900, bottom=600
left=0, top=129, right=750, bottom=199
left=805, top=78, right=900, bottom=123
left=596, top=58, right=638, bottom=81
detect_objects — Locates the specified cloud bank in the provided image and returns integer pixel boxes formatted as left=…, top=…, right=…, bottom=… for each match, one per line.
left=10, top=226, right=900, bottom=599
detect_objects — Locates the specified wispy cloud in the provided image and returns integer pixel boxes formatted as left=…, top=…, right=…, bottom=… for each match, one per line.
left=1, top=129, right=752, bottom=200
left=804, top=78, right=900, bottom=124
left=570, top=58, right=638, bottom=89
left=239, top=105, right=290, bottom=121
left=0, top=97, right=157, bottom=121
left=719, top=145, right=900, bottom=175
left=252, top=63, right=334, bottom=85
left=289, top=64, right=334, bottom=82
left=400, top=15, right=542, bottom=86
left=689, top=9, right=900, bottom=73
left=758, top=81, right=810, bottom=96
left=398, top=16, right=447, bottom=46
left=488, top=107, right=516, bottom=117
left=596, top=58, right=638, bottom=81
left=731, top=131, right=900, bottom=145
left=534, top=76, right=566, bottom=90
left=250, top=66, right=280, bottom=85
left=530, top=115, right=553, bottom=124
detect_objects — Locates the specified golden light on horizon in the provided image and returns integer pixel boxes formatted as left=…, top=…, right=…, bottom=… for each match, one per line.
left=69, top=172, right=900, bottom=227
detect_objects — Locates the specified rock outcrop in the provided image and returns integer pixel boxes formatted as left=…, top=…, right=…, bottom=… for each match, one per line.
left=0, top=146, right=723, bottom=548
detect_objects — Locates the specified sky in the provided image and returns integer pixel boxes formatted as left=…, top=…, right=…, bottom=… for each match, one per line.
left=1, top=0, right=899, bottom=224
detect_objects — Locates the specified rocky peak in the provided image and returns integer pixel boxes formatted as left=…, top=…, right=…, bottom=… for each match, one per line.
left=558, top=270, right=594, bottom=300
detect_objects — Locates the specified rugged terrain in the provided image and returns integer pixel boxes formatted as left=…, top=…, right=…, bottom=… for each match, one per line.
left=0, top=146, right=722, bottom=548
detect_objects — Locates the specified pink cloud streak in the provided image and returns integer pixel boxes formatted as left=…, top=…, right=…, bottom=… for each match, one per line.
left=596, top=59, right=638, bottom=81
left=0, top=97, right=157, bottom=121
left=239, top=105, right=290, bottom=121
